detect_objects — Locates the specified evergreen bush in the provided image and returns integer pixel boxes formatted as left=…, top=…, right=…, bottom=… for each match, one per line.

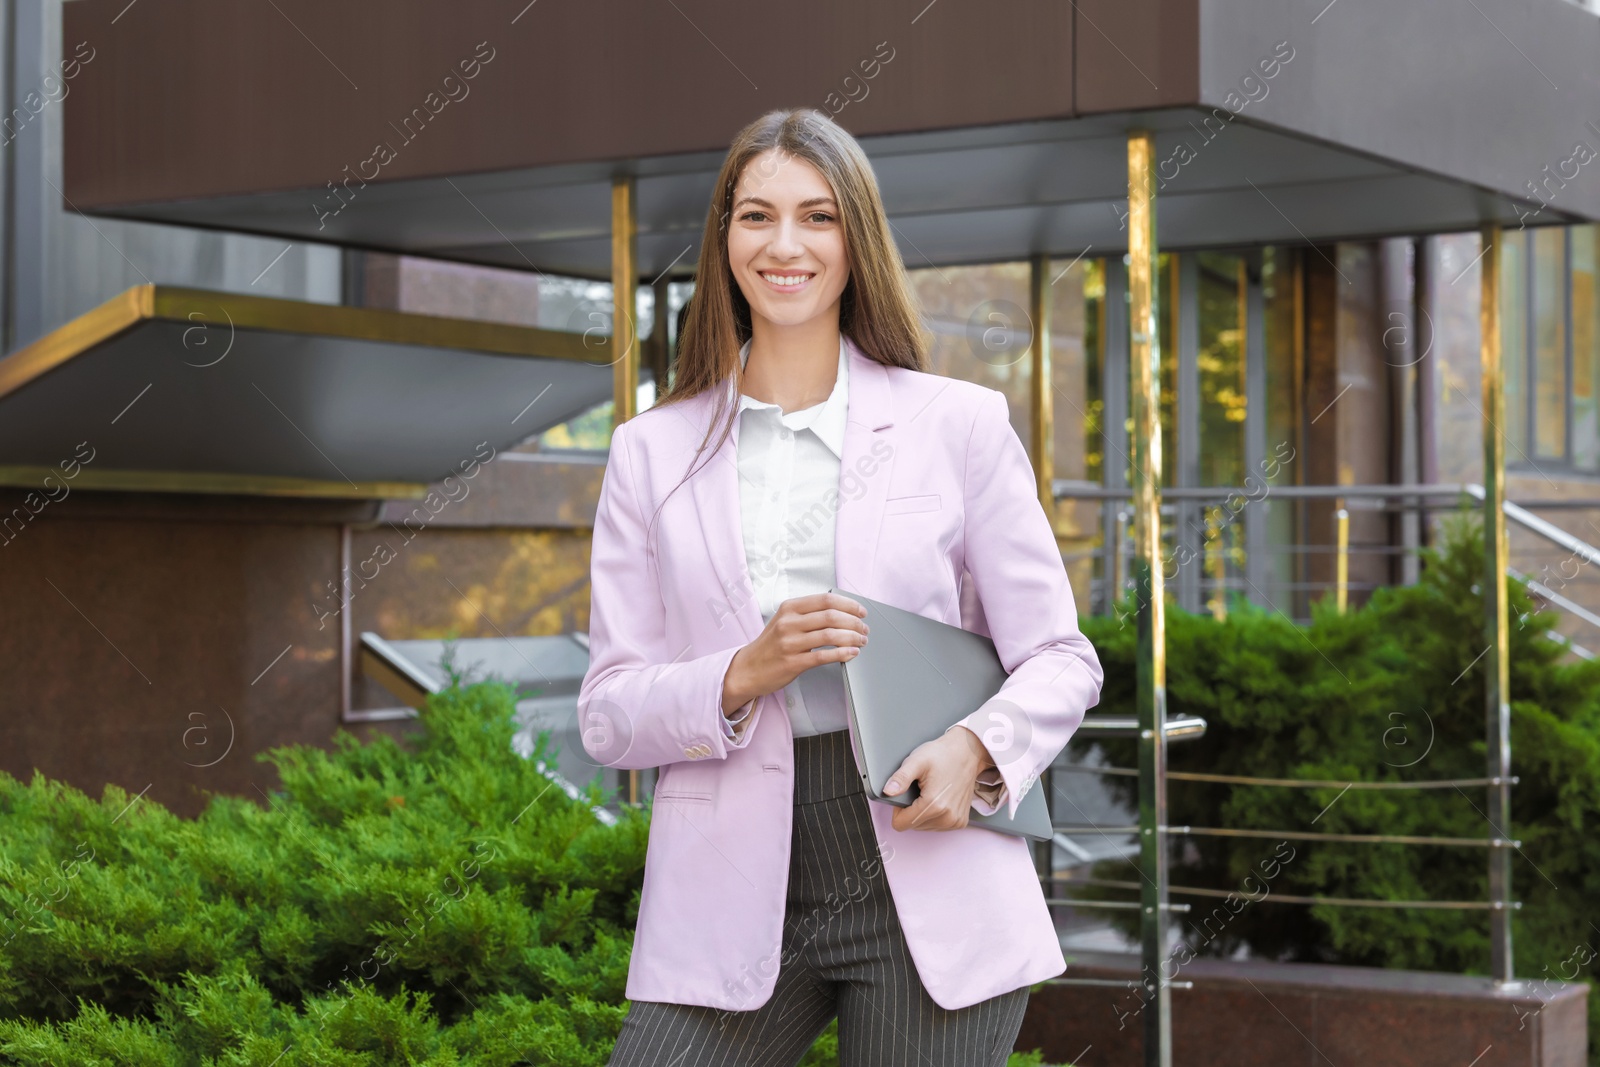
left=1079, top=509, right=1600, bottom=1059
left=0, top=652, right=1057, bottom=1064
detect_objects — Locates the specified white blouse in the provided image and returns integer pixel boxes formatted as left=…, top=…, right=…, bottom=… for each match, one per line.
left=722, top=335, right=852, bottom=739
left=711, top=335, right=1004, bottom=814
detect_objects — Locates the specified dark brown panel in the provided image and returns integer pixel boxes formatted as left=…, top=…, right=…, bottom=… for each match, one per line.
left=1073, top=0, right=1200, bottom=113
left=0, top=509, right=594, bottom=817
left=63, top=0, right=1075, bottom=210
left=1015, top=951, right=1588, bottom=1066
left=0, top=516, right=342, bottom=818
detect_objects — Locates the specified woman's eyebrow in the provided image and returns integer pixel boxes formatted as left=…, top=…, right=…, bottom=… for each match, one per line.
left=733, top=196, right=839, bottom=211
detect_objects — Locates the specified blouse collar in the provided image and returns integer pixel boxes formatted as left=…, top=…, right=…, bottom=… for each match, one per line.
left=733, top=335, right=849, bottom=459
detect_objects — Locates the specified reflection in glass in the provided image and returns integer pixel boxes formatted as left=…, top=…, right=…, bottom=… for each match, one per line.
left=1262, top=247, right=1301, bottom=609
left=1048, top=255, right=1094, bottom=613
left=1197, top=252, right=1246, bottom=490
left=1575, top=227, right=1600, bottom=472
left=1501, top=233, right=1527, bottom=456
left=1159, top=253, right=1176, bottom=489
left=1084, top=260, right=1106, bottom=487
left=908, top=262, right=1033, bottom=448
left=1534, top=227, right=1568, bottom=460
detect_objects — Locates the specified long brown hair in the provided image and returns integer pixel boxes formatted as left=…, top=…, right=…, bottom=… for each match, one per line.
left=639, top=107, right=928, bottom=550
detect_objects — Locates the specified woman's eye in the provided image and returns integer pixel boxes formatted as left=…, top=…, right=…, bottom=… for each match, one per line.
left=808, top=212, right=836, bottom=224
left=739, top=211, right=768, bottom=223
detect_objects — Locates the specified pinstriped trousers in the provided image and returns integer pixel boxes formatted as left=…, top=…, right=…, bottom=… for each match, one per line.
left=606, top=728, right=1030, bottom=1067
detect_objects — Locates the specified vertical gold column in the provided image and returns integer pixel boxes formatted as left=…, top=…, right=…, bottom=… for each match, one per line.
left=1028, top=253, right=1057, bottom=880
left=612, top=176, right=640, bottom=426
left=1480, top=223, right=1514, bottom=981
left=1030, top=253, right=1055, bottom=515
left=1128, top=129, right=1172, bottom=1067
left=1335, top=505, right=1350, bottom=614
left=611, top=175, right=640, bottom=807
left=1030, top=254, right=1056, bottom=883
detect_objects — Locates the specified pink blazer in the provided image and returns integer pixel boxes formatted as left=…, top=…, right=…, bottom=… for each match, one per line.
left=578, top=336, right=1105, bottom=1012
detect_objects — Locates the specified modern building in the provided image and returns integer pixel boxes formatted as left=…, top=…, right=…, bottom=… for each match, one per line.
left=3, top=0, right=1598, bottom=1063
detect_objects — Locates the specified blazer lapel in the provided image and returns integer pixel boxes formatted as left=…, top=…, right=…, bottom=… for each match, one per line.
left=688, top=387, right=765, bottom=645
left=685, top=337, right=897, bottom=646
left=835, top=339, right=895, bottom=601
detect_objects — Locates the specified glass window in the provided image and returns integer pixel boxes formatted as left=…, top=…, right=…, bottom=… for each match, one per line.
left=1159, top=253, right=1176, bottom=489
left=1262, top=246, right=1299, bottom=482
left=1262, top=246, right=1301, bottom=606
left=533, top=278, right=655, bottom=452
left=1575, top=226, right=1600, bottom=472
left=1047, top=254, right=1095, bottom=612
left=908, top=261, right=1034, bottom=450
left=1197, top=251, right=1246, bottom=488
left=1500, top=233, right=1527, bottom=455
left=1083, top=259, right=1106, bottom=487
left=1533, top=227, right=1568, bottom=460
left=1049, top=255, right=1092, bottom=490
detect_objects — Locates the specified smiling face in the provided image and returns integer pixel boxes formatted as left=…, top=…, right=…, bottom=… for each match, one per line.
left=725, top=148, right=852, bottom=334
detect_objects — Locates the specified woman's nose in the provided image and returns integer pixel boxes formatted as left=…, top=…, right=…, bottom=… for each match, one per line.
left=766, top=221, right=804, bottom=259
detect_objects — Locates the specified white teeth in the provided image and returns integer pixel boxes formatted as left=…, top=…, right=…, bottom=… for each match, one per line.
left=761, top=272, right=810, bottom=287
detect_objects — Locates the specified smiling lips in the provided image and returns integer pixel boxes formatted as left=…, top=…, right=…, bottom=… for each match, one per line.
left=759, top=270, right=814, bottom=290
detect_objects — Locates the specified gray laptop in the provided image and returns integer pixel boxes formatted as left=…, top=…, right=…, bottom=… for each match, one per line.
left=831, top=589, right=1054, bottom=842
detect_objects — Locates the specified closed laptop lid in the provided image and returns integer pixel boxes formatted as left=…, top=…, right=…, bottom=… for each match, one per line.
left=832, top=589, right=1053, bottom=842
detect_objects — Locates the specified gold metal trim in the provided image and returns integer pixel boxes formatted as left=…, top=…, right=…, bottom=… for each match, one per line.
left=0, top=286, right=151, bottom=402
left=610, top=174, right=641, bottom=808
left=612, top=175, right=640, bottom=428
left=1335, top=504, right=1350, bottom=612
left=0, top=283, right=613, bottom=404
left=1128, top=128, right=1174, bottom=1067
left=1030, top=253, right=1054, bottom=515
left=1128, top=131, right=1166, bottom=669
left=1479, top=222, right=1514, bottom=982
left=0, top=465, right=428, bottom=499
left=148, top=287, right=610, bottom=363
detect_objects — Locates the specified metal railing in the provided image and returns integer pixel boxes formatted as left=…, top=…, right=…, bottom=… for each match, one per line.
left=1061, top=481, right=1600, bottom=642
left=1038, top=480, right=1600, bottom=984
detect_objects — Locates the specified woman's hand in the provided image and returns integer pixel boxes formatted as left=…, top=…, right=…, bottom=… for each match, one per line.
left=721, top=592, right=868, bottom=715
left=883, top=725, right=995, bottom=832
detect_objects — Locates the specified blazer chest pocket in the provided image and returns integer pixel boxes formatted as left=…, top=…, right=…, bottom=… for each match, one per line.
left=653, top=790, right=713, bottom=804
left=883, top=493, right=941, bottom=515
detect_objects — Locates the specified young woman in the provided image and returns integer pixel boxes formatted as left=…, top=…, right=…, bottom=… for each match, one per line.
left=580, top=108, right=1104, bottom=1067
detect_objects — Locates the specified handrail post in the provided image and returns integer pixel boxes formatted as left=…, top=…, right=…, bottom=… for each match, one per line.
left=1480, top=223, right=1514, bottom=982
left=1335, top=504, right=1349, bottom=613
left=1128, top=128, right=1172, bottom=1067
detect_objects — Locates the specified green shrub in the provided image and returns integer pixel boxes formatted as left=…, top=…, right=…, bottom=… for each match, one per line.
left=0, top=663, right=1056, bottom=1064
left=1079, top=509, right=1600, bottom=1058
left=0, top=677, right=641, bottom=1065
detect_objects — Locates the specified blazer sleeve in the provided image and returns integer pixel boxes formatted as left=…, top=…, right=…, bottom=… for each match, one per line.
left=578, top=419, right=762, bottom=770
left=952, top=388, right=1105, bottom=821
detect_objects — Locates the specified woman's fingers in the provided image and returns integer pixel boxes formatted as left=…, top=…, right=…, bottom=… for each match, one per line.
left=887, top=737, right=975, bottom=832
left=891, top=779, right=969, bottom=832
left=817, top=609, right=870, bottom=635
left=784, top=592, right=867, bottom=624
left=755, top=594, right=871, bottom=689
